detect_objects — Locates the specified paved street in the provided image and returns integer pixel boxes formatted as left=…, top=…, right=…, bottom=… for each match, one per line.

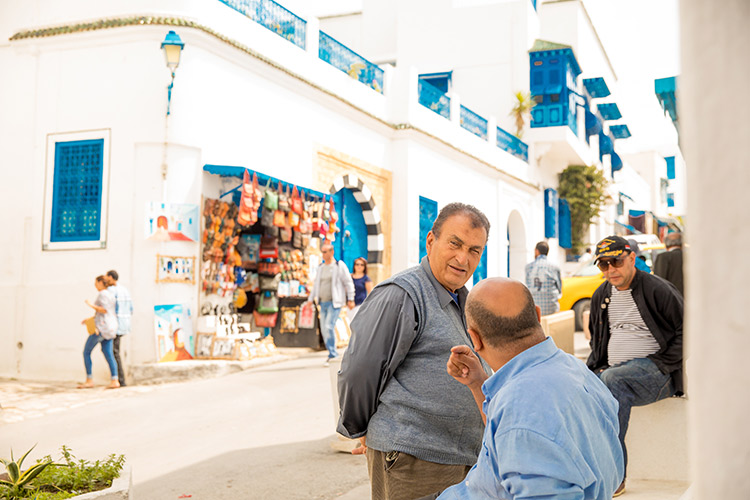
left=0, top=351, right=369, bottom=499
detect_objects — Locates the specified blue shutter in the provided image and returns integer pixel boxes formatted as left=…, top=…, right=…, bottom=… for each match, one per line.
left=665, top=156, right=676, bottom=180
left=473, top=247, right=488, bottom=285
left=558, top=199, right=572, bottom=249
left=544, top=188, right=558, bottom=238
left=50, top=139, right=104, bottom=242
left=667, top=193, right=675, bottom=207
left=419, top=196, right=438, bottom=261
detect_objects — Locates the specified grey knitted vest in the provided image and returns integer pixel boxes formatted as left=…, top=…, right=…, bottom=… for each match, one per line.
left=366, top=263, right=488, bottom=465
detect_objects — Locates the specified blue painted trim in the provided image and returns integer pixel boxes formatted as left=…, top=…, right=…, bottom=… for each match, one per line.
left=558, top=199, right=572, bottom=249
left=460, top=105, right=488, bottom=140
left=203, top=164, right=329, bottom=200
left=597, top=102, right=622, bottom=121
left=496, top=127, right=529, bottom=162
left=665, top=156, right=676, bottom=180
left=544, top=188, right=558, bottom=239
left=582, top=77, right=610, bottom=98
left=319, top=30, right=384, bottom=93
left=418, top=79, right=451, bottom=119
left=473, top=247, right=488, bottom=285
left=218, top=0, right=307, bottom=49
left=419, top=196, right=438, bottom=262
left=609, top=124, right=631, bottom=139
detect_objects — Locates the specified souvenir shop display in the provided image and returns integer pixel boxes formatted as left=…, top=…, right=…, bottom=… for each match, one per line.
left=200, top=169, right=342, bottom=349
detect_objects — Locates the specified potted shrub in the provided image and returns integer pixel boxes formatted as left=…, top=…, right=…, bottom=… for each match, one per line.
left=0, top=446, right=129, bottom=499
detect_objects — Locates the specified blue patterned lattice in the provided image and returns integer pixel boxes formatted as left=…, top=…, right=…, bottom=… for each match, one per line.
left=50, top=139, right=104, bottom=242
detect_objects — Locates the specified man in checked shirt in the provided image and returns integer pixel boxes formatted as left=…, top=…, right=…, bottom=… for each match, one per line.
left=524, top=241, right=562, bottom=316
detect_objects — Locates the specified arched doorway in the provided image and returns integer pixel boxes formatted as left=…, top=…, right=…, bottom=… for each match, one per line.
left=329, top=174, right=384, bottom=272
left=507, top=210, right=527, bottom=281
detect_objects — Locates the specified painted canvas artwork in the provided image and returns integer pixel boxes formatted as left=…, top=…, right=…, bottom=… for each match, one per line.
left=146, top=202, right=199, bottom=242
left=154, top=304, right=195, bottom=362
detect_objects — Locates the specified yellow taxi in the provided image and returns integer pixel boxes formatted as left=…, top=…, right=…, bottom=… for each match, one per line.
left=561, top=236, right=666, bottom=329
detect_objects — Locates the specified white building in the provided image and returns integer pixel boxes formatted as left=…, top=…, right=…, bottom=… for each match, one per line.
left=0, top=0, right=682, bottom=381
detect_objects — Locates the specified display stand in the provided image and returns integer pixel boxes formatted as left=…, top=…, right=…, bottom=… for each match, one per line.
left=271, top=296, right=322, bottom=349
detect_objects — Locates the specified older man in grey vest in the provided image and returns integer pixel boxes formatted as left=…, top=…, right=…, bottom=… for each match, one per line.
left=337, top=202, right=491, bottom=500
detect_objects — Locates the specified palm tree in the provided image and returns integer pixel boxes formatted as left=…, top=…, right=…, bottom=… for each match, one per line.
left=509, top=91, right=536, bottom=139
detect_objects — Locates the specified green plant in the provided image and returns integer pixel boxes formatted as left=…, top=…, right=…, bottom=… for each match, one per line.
left=0, top=445, right=59, bottom=499
left=0, top=446, right=124, bottom=500
left=558, top=165, right=610, bottom=255
left=509, top=91, right=536, bottom=138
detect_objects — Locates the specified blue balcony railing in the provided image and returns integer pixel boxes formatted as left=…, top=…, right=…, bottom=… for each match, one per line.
left=497, top=127, right=529, bottom=162
left=418, top=80, right=451, bottom=119
left=460, top=105, right=488, bottom=140
left=219, top=0, right=306, bottom=49
left=318, top=31, right=384, bottom=93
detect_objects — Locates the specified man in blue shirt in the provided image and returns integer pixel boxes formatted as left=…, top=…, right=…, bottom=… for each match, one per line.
left=432, top=277, right=623, bottom=499
left=524, top=241, right=562, bottom=316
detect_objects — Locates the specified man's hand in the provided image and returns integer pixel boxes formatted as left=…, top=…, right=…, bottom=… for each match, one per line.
left=447, top=345, right=487, bottom=390
left=346, top=300, right=355, bottom=310
left=352, top=436, right=367, bottom=455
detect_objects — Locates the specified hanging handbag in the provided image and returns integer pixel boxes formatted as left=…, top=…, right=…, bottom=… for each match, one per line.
left=292, top=229, right=303, bottom=249
left=288, top=210, right=300, bottom=228
left=278, top=183, right=290, bottom=212
left=260, top=273, right=281, bottom=291
left=260, top=205, right=275, bottom=227
left=256, top=291, right=279, bottom=313
left=258, top=260, right=280, bottom=275
left=259, top=235, right=278, bottom=259
left=263, top=178, right=278, bottom=210
left=279, top=225, right=292, bottom=243
left=291, top=186, right=304, bottom=215
left=253, top=310, right=278, bottom=328
left=273, top=208, right=287, bottom=227
left=329, top=197, right=339, bottom=234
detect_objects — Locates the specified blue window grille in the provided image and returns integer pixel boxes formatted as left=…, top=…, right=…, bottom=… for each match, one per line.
left=319, top=31, right=384, bottom=93
left=665, top=156, right=676, bottom=180
left=473, top=247, right=488, bottom=285
left=667, top=192, right=675, bottom=208
left=419, top=72, right=451, bottom=94
left=460, top=105, right=488, bottom=140
left=50, top=139, right=104, bottom=242
left=558, top=199, right=572, bottom=249
left=218, top=0, right=306, bottom=49
left=529, top=42, right=582, bottom=135
left=418, top=79, right=451, bottom=119
left=419, top=196, right=438, bottom=262
left=496, top=127, right=529, bottom=162
left=544, top=188, right=558, bottom=239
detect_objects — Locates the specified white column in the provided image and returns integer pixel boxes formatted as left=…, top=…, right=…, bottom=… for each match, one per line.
left=682, top=1, right=750, bottom=498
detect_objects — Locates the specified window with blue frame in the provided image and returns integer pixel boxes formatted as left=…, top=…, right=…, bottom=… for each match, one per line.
left=44, top=130, right=110, bottom=250
left=529, top=42, right=582, bottom=134
left=419, top=72, right=452, bottom=94
left=419, top=196, right=438, bottom=262
left=544, top=188, right=558, bottom=239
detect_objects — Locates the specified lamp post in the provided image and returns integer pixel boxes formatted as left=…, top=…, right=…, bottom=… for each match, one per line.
left=161, top=30, right=184, bottom=116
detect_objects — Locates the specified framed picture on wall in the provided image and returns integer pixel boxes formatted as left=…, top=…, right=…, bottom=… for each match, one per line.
left=156, top=255, right=196, bottom=284
left=194, top=333, right=215, bottom=359
left=279, top=306, right=299, bottom=334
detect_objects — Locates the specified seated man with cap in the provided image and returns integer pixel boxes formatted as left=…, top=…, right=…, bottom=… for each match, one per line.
left=587, top=236, right=684, bottom=497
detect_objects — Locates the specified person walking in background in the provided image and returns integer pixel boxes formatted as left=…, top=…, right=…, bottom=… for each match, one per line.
left=587, top=236, right=683, bottom=496
left=106, top=270, right=133, bottom=387
left=524, top=241, right=562, bottom=316
left=309, top=242, right=355, bottom=365
left=432, top=278, right=623, bottom=499
left=338, top=202, right=492, bottom=500
left=348, top=257, right=373, bottom=321
left=627, top=239, right=651, bottom=273
left=579, top=247, right=593, bottom=263
left=79, top=275, right=120, bottom=389
left=653, top=232, right=684, bottom=296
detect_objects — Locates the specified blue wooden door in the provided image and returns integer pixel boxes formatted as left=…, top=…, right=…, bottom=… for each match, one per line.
left=332, top=189, right=368, bottom=272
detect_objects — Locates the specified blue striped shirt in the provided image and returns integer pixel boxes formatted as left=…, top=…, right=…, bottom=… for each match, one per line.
left=108, top=284, right=133, bottom=335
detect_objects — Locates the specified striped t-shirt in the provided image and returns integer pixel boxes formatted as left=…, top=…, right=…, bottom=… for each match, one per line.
left=607, top=286, right=660, bottom=366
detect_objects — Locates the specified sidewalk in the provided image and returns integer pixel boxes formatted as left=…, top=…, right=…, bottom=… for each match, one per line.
left=0, top=347, right=314, bottom=425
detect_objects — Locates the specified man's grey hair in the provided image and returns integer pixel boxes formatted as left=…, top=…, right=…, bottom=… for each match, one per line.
left=431, top=202, right=490, bottom=241
left=466, top=284, right=540, bottom=348
left=665, top=232, right=682, bottom=248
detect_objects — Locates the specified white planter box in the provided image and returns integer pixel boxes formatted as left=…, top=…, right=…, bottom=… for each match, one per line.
left=71, top=466, right=132, bottom=500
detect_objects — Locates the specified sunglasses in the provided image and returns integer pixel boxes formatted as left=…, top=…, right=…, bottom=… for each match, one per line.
left=596, top=254, right=629, bottom=271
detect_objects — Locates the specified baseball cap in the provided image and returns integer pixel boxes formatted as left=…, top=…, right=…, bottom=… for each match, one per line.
left=594, top=236, right=632, bottom=262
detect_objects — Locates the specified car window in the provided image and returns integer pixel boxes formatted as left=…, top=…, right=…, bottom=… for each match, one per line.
left=574, top=263, right=602, bottom=277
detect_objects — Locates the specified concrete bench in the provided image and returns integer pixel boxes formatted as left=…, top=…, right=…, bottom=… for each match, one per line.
left=626, top=396, right=689, bottom=481
left=540, top=310, right=575, bottom=355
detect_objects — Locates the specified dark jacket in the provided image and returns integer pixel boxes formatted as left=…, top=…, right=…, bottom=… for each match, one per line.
left=653, top=248, right=684, bottom=296
left=587, top=270, right=684, bottom=394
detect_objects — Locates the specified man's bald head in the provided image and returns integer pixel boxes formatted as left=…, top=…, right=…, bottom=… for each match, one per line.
left=466, top=278, right=542, bottom=348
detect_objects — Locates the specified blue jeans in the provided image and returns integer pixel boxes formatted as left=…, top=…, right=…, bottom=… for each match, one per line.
left=599, top=357, right=675, bottom=477
left=319, top=301, right=340, bottom=359
left=83, top=334, right=118, bottom=379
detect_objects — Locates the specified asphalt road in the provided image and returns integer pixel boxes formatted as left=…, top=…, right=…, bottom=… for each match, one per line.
left=0, top=352, right=370, bottom=499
